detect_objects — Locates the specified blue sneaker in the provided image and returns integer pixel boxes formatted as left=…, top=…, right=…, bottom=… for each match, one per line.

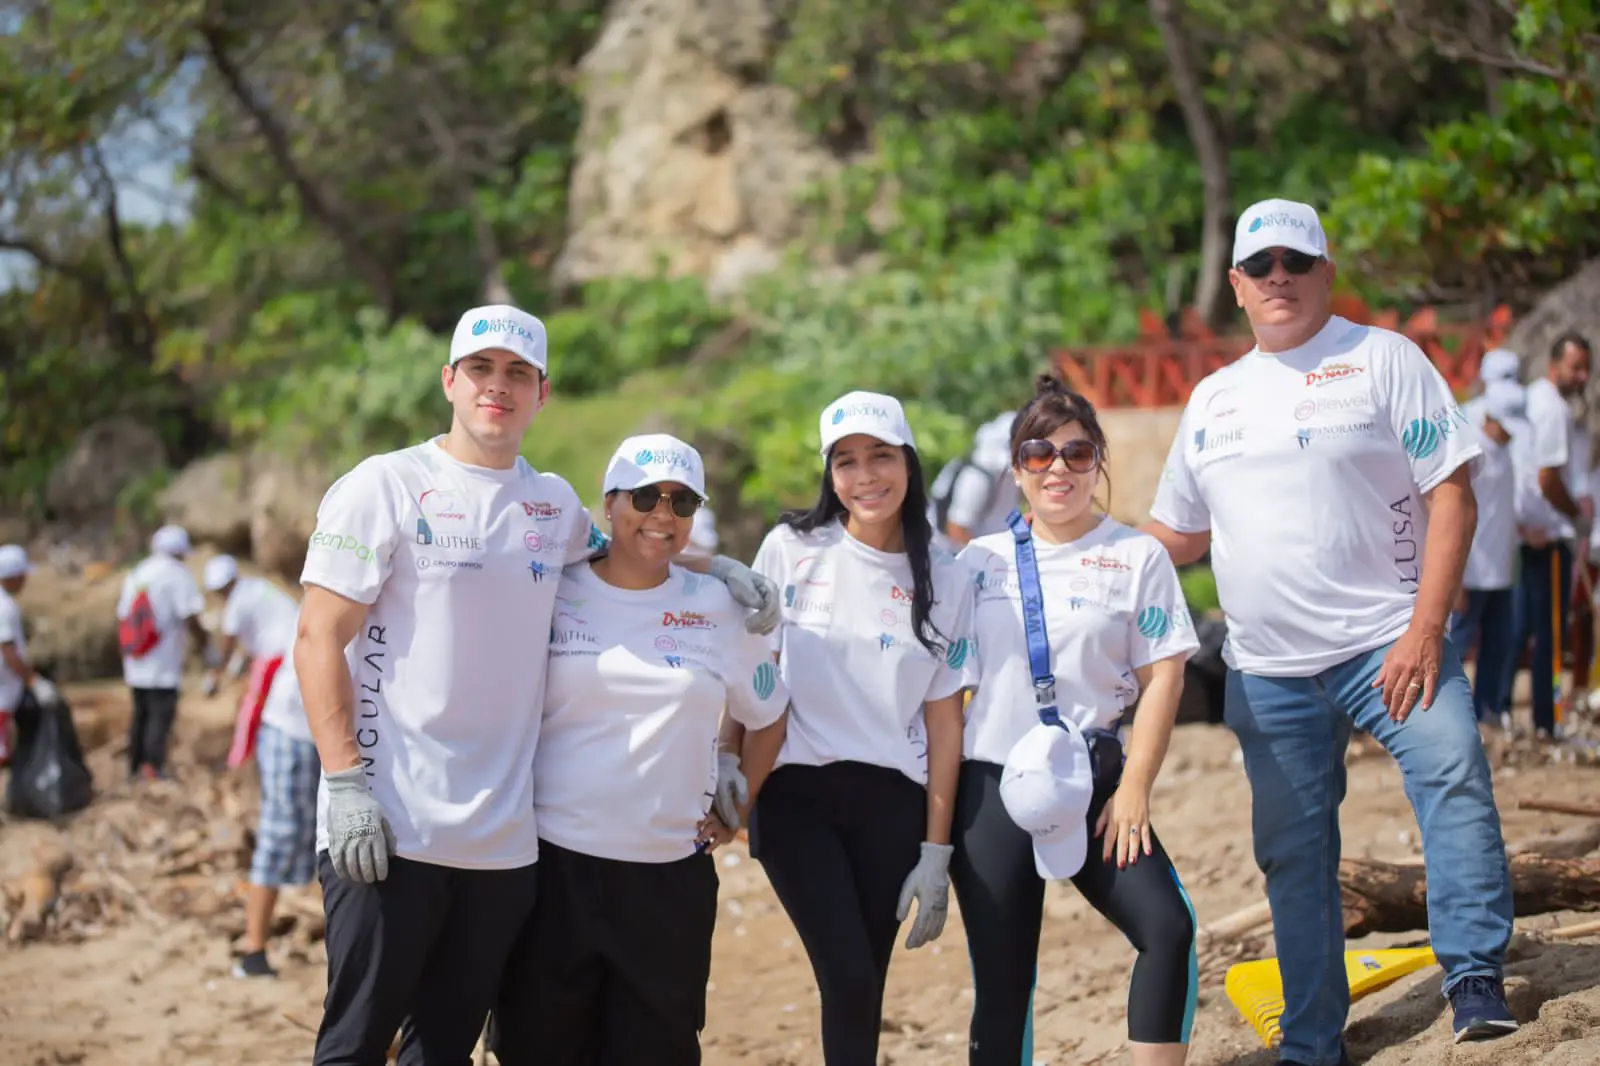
left=1448, top=974, right=1518, bottom=1042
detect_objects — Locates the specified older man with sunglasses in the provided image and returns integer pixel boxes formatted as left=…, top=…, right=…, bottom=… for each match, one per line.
left=1141, top=200, right=1515, bottom=1066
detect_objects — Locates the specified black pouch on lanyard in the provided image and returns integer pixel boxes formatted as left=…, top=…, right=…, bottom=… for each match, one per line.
left=1007, top=511, right=1126, bottom=797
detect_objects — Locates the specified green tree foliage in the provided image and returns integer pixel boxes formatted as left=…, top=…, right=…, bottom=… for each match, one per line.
left=2, top=0, right=1595, bottom=530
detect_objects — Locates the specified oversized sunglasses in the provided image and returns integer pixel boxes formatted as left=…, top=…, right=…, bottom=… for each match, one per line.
left=623, top=485, right=702, bottom=518
left=1236, top=249, right=1323, bottom=278
left=1017, top=438, right=1100, bottom=474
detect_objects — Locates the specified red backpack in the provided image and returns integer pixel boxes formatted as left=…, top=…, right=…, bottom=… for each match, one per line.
left=118, top=588, right=161, bottom=658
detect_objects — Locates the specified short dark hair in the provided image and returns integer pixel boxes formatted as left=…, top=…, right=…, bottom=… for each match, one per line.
left=1008, top=374, right=1113, bottom=510
left=1551, top=331, right=1592, bottom=362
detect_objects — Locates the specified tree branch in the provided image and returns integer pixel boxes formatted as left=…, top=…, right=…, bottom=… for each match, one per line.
left=197, top=20, right=399, bottom=318
left=83, top=140, right=157, bottom=361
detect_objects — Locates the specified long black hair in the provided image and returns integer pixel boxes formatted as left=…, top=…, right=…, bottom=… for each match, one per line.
left=779, top=444, right=946, bottom=656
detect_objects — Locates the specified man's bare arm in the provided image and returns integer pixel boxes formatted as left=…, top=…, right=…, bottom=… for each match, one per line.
left=1138, top=520, right=1211, bottom=567
left=295, top=585, right=371, bottom=773
left=1538, top=466, right=1582, bottom=519
left=1415, top=467, right=1477, bottom=638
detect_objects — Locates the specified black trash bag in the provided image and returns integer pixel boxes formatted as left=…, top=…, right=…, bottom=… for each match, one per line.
left=1180, top=616, right=1229, bottom=725
left=5, top=684, right=94, bottom=819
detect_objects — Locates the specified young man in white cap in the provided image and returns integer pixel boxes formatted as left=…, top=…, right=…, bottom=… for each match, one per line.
left=930, top=411, right=1022, bottom=550
left=200, top=553, right=314, bottom=979
left=1449, top=382, right=1528, bottom=726
left=0, top=544, right=56, bottom=766
left=116, top=524, right=207, bottom=780
left=1514, top=331, right=1592, bottom=736
left=295, top=303, right=779, bottom=1065
left=1144, top=199, right=1515, bottom=1064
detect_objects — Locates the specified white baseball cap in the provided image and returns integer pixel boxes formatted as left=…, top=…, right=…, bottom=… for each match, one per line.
left=1480, top=348, right=1521, bottom=384
left=998, top=718, right=1096, bottom=880
left=151, top=524, right=192, bottom=558
left=203, top=554, right=240, bottom=592
left=1483, top=380, right=1527, bottom=427
left=1232, top=198, right=1331, bottom=266
left=0, top=544, right=32, bottom=580
left=819, top=390, right=917, bottom=456
left=449, top=304, right=548, bottom=373
left=603, top=433, right=708, bottom=499
left=689, top=506, right=720, bottom=553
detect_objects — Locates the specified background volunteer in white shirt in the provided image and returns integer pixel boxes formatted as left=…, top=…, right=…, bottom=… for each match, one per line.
left=1145, top=200, right=1515, bottom=1064
left=295, top=304, right=777, bottom=1066
left=1448, top=382, right=1526, bottom=726
left=729, top=390, right=974, bottom=1065
left=931, top=411, right=1023, bottom=549
left=491, top=435, right=789, bottom=1066
left=199, top=554, right=312, bottom=980
left=0, top=544, right=57, bottom=766
left=1460, top=348, right=1520, bottom=426
left=1514, top=332, right=1591, bottom=736
left=955, top=377, right=1200, bottom=1066
left=115, top=524, right=207, bottom=781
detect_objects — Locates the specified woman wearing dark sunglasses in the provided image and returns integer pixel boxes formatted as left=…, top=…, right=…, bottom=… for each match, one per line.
left=492, top=433, right=790, bottom=1066
left=719, top=390, right=975, bottom=1065
left=953, top=376, right=1201, bottom=1066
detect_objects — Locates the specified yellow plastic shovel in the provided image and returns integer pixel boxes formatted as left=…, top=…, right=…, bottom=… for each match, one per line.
left=1225, top=947, right=1440, bottom=1048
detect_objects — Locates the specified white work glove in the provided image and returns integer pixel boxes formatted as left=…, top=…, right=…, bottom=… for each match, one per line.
left=707, top=555, right=780, bottom=635
left=712, top=750, right=749, bottom=831
left=324, top=765, right=397, bottom=883
left=200, top=673, right=220, bottom=698
left=29, top=677, right=59, bottom=706
left=895, top=841, right=954, bottom=949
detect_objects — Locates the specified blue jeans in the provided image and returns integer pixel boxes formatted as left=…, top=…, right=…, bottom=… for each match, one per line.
left=1225, top=641, right=1513, bottom=1066
left=1448, top=588, right=1517, bottom=723
left=1515, top=543, right=1573, bottom=733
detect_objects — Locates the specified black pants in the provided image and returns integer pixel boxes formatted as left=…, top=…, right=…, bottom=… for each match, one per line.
left=1517, top=542, right=1573, bottom=733
left=949, top=760, right=1198, bottom=1064
left=749, top=761, right=925, bottom=1066
left=492, top=841, right=719, bottom=1066
left=127, top=686, right=178, bottom=774
left=314, top=853, right=538, bottom=1066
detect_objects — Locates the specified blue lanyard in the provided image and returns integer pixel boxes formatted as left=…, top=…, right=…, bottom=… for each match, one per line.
left=1007, top=509, right=1063, bottom=729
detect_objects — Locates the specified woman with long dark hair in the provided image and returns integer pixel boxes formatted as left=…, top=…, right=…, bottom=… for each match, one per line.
left=954, top=375, right=1200, bottom=1066
left=718, top=390, right=975, bottom=1065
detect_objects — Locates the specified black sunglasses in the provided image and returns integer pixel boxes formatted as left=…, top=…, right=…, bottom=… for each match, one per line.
left=1236, top=249, right=1323, bottom=278
left=621, top=485, right=702, bottom=519
left=1017, top=438, right=1100, bottom=474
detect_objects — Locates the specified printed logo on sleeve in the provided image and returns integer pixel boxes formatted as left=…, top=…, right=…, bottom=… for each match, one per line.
left=1136, top=606, right=1171, bottom=639
left=1401, top=418, right=1440, bottom=460
left=309, top=531, right=376, bottom=563
left=945, top=638, right=970, bottom=670
left=753, top=661, right=778, bottom=700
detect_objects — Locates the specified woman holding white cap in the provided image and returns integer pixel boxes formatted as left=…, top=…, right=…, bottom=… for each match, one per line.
left=955, top=376, right=1200, bottom=1066
left=722, top=390, right=975, bottom=1065
left=492, top=433, right=790, bottom=1066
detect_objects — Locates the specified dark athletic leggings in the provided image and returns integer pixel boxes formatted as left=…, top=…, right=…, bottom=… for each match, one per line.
left=950, top=760, right=1198, bottom=1065
left=750, top=761, right=925, bottom=1066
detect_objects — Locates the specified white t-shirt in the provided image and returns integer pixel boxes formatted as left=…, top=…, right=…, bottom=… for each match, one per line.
left=221, top=577, right=300, bottom=660
left=117, top=555, right=205, bottom=689
left=1463, top=434, right=1518, bottom=590
left=259, top=639, right=314, bottom=744
left=534, top=563, right=788, bottom=863
left=959, top=519, right=1200, bottom=764
left=0, top=589, right=26, bottom=713
left=302, top=438, right=602, bottom=870
left=753, top=521, right=976, bottom=785
left=1521, top=378, right=1577, bottom=540
left=1151, top=316, right=1483, bottom=677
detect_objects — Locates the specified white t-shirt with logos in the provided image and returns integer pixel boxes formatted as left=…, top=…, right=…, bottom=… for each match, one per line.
left=302, top=438, right=602, bottom=870
left=221, top=576, right=300, bottom=660
left=1463, top=432, right=1518, bottom=591
left=534, top=563, right=789, bottom=863
left=0, top=589, right=26, bottom=713
left=1151, top=316, right=1483, bottom=678
left=753, top=521, right=976, bottom=786
left=118, top=555, right=206, bottom=689
left=1520, top=378, right=1578, bottom=540
left=959, top=519, right=1199, bottom=765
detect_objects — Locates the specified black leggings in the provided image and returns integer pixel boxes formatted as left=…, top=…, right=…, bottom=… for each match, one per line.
left=750, top=761, right=925, bottom=1066
left=950, top=760, right=1198, bottom=1064
left=128, top=687, right=178, bottom=774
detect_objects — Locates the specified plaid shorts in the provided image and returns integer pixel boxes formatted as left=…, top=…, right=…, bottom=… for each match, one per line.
left=250, top=723, right=321, bottom=887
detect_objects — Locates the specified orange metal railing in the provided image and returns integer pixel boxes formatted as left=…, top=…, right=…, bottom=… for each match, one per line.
left=1051, top=298, right=1516, bottom=409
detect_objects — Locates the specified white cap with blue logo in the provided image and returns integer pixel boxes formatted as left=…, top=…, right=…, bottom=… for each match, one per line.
left=449, top=304, right=549, bottom=373
left=819, top=390, right=917, bottom=456
left=1232, top=198, right=1331, bottom=266
left=998, top=718, right=1096, bottom=880
left=603, top=433, right=708, bottom=499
